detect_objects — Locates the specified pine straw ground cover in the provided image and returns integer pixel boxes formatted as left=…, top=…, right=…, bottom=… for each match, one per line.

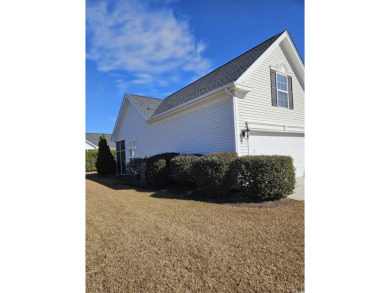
left=86, top=175, right=304, bottom=293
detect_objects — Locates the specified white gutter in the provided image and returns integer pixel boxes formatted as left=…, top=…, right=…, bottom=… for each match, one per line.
left=85, top=140, right=98, bottom=149
left=231, top=82, right=252, bottom=93
left=146, top=82, right=235, bottom=123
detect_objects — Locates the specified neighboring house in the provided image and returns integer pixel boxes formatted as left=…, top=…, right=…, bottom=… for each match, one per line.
left=112, top=30, right=305, bottom=176
left=86, top=133, right=116, bottom=151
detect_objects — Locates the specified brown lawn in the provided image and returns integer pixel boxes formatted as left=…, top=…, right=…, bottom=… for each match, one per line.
left=86, top=174, right=304, bottom=293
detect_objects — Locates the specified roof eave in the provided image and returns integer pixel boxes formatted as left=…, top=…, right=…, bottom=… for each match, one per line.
left=235, top=31, right=304, bottom=87
left=85, top=140, right=98, bottom=149
left=146, top=82, right=236, bottom=123
left=111, top=94, right=127, bottom=141
left=112, top=95, right=152, bottom=141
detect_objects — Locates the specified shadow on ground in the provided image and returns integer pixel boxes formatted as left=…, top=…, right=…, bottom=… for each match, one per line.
left=86, top=173, right=298, bottom=208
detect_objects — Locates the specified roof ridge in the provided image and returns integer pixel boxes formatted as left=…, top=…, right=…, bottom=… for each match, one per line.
left=161, top=31, right=285, bottom=100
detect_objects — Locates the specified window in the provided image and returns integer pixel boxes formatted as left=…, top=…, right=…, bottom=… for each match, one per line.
left=116, top=140, right=126, bottom=174
left=129, top=141, right=136, bottom=159
left=276, top=73, right=288, bottom=108
left=270, top=69, right=294, bottom=109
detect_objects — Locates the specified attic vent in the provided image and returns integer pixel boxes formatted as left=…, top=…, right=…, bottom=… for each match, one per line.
left=147, top=105, right=150, bottom=111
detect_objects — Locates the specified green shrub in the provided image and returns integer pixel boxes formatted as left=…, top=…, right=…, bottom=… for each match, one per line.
left=86, top=149, right=115, bottom=172
left=233, top=155, right=296, bottom=200
left=86, top=150, right=98, bottom=171
left=96, top=134, right=116, bottom=175
left=125, top=158, right=147, bottom=184
left=146, top=152, right=180, bottom=187
left=170, top=154, right=203, bottom=187
left=193, top=152, right=238, bottom=197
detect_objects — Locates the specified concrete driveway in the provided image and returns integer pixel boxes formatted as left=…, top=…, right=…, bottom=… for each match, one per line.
left=288, top=177, right=305, bottom=201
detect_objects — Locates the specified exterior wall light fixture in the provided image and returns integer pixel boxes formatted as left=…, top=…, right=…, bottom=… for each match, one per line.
left=242, top=122, right=250, bottom=139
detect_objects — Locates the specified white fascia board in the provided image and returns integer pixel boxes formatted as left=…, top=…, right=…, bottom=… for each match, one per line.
left=126, top=96, right=148, bottom=120
left=146, top=82, right=235, bottom=123
left=236, top=31, right=305, bottom=85
left=284, top=31, right=305, bottom=71
left=112, top=95, right=148, bottom=140
left=111, top=95, right=127, bottom=141
left=86, top=140, right=98, bottom=149
left=235, top=31, right=288, bottom=84
left=231, top=83, right=252, bottom=93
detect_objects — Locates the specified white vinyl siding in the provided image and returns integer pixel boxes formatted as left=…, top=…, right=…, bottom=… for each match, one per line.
left=114, top=93, right=235, bottom=160
left=237, top=44, right=304, bottom=155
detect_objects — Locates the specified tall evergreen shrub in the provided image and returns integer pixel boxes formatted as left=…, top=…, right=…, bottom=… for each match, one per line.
left=96, top=134, right=116, bottom=175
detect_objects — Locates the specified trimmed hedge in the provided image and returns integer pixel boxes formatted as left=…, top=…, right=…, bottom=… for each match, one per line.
left=193, top=152, right=238, bottom=197
left=86, top=150, right=116, bottom=172
left=125, top=158, right=147, bottom=184
left=170, top=154, right=203, bottom=187
left=233, top=155, right=296, bottom=200
left=146, top=152, right=179, bottom=187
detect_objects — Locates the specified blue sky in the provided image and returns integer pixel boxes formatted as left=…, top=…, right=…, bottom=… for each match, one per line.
left=86, top=0, right=304, bottom=133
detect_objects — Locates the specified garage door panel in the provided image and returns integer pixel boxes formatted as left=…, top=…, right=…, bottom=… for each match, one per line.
left=249, top=132, right=305, bottom=177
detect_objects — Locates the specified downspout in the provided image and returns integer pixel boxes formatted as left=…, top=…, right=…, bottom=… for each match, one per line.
left=224, top=88, right=240, bottom=154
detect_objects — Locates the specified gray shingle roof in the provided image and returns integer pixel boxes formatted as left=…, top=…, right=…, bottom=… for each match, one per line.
left=86, top=133, right=116, bottom=149
left=151, top=31, right=284, bottom=117
left=125, top=31, right=284, bottom=119
left=125, top=94, right=162, bottom=118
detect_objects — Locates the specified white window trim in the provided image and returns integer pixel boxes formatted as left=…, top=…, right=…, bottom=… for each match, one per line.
left=129, top=141, right=137, bottom=159
left=276, top=72, right=289, bottom=109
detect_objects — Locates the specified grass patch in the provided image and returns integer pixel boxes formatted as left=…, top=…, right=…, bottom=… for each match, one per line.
left=86, top=174, right=304, bottom=292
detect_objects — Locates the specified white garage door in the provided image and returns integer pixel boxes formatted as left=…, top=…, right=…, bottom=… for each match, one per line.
left=249, top=132, right=305, bottom=177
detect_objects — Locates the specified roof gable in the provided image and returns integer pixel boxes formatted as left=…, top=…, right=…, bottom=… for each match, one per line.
left=125, top=94, right=162, bottom=118
left=236, top=30, right=304, bottom=87
left=150, top=31, right=284, bottom=118
left=112, top=30, right=304, bottom=136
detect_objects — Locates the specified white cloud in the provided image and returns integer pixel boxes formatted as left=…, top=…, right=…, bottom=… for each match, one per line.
left=132, top=73, right=154, bottom=85
left=86, top=0, right=211, bottom=82
left=115, top=79, right=132, bottom=91
left=115, top=73, right=155, bottom=92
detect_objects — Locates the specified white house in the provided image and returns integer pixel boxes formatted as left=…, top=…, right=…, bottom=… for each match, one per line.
left=86, top=133, right=116, bottom=151
left=111, top=30, right=305, bottom=177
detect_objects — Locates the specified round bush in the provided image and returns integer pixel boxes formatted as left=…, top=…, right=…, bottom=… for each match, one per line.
left=125, top=158, right=147, bottom=184
left=192, top=151, right=238, bottom=197
left=146, top=152, right=179, bottom=187
left=233, top=155, right=296, bottom=200
left=170, top=154, right=202, bottom=187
